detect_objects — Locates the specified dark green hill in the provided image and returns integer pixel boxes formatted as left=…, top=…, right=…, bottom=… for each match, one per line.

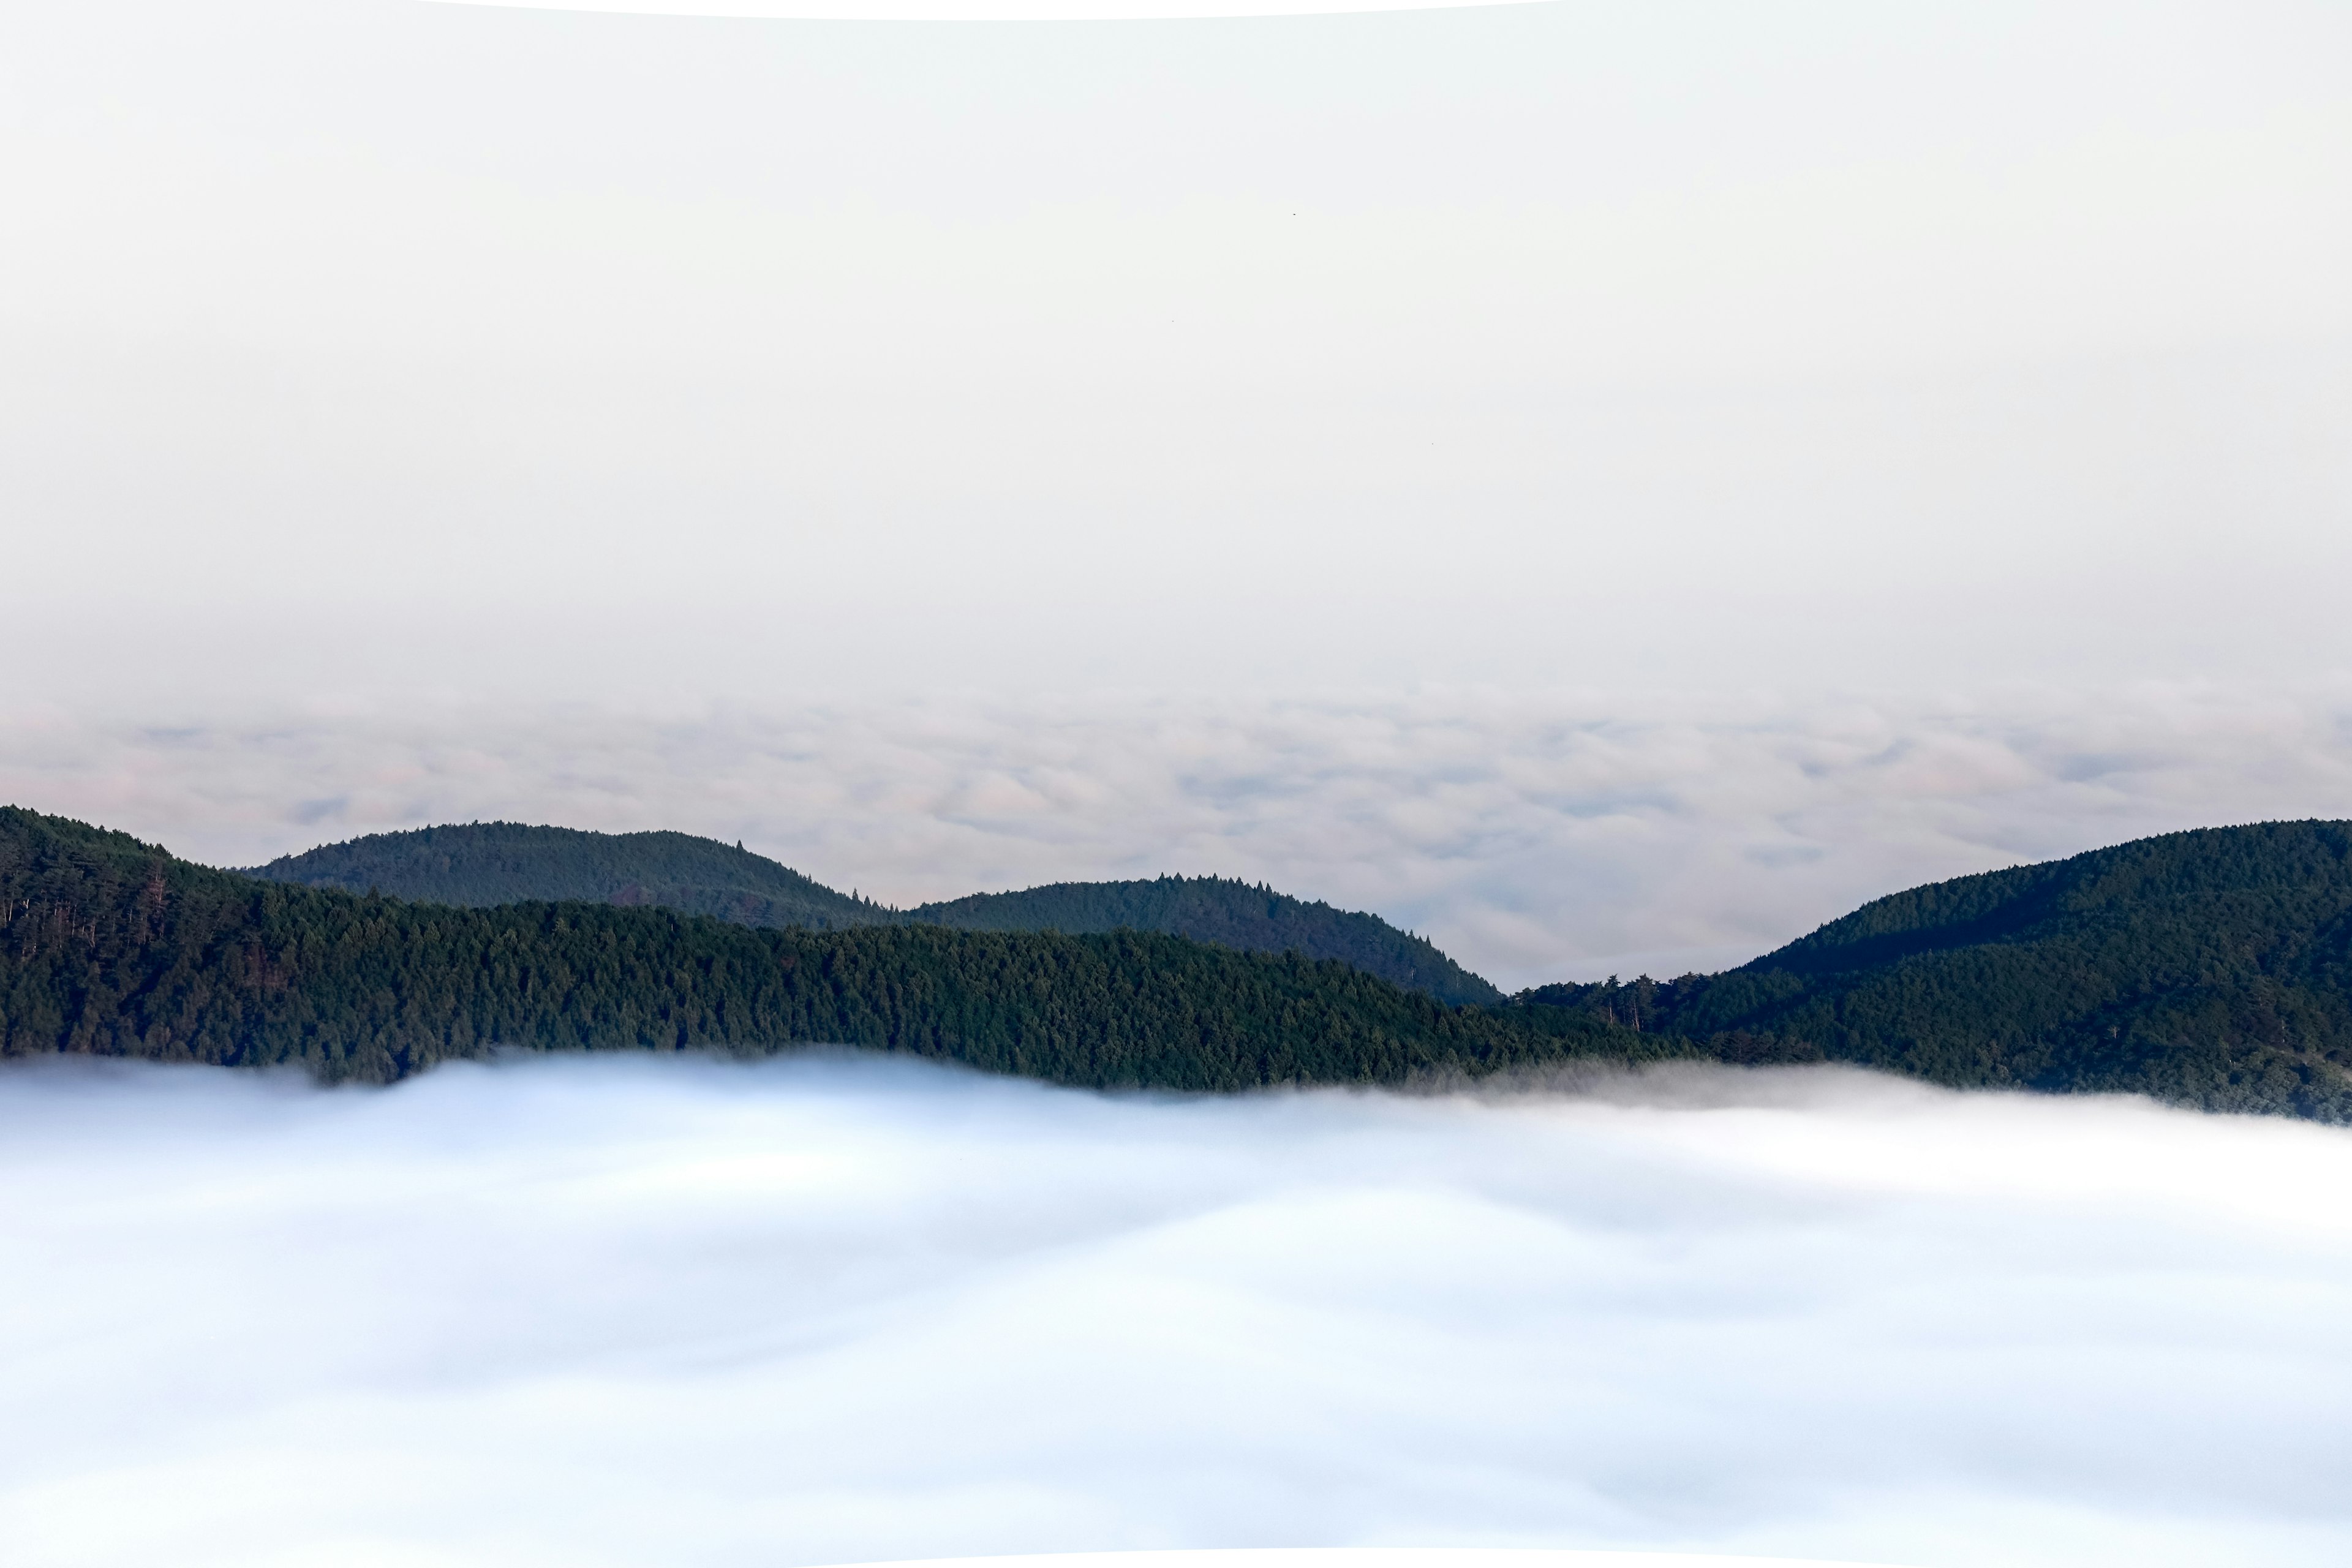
left=243, top=823, right=891, bottom=929
left=4, top=807, right=1643, bottom=1089
left=913, top=876, right=1502, bottom=1006
left=20, top=807, right=2352, bottom=1118
left=1515, top=821, right=2352, bottom=1120
left=242, top=822, right=1501, bottom=1003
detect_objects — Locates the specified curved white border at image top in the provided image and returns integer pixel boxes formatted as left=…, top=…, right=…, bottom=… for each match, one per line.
left=813, top=1551, right=1918, bottom=1568
left=432, top=0, right=1547, bottom=20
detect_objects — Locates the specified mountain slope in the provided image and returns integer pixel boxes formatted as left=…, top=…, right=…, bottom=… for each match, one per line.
left=913, top=876, right=1502, bottom=1006
left=27, top=807, right=2352, bottom=1118
left=1516, top=821, right=2352, bottom=1120
left=244, top=823, right=890, bottom=929
left=242, top=823, right=1502, bottom=1003
left=6, top=807, right=1638, bottom=1088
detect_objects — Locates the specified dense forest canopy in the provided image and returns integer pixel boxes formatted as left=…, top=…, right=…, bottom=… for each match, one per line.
left=246, top=823, right=1501, bottom=1003
left=914, top=876, right=1501, bottom=1005
left=1517, top=821, right=2352, bottom=1120
left=243, top=823, right=885, bottom=930
left=10, top=808, right=1637, bottom=1090
left=13, top=807, right=2352, bottom=1120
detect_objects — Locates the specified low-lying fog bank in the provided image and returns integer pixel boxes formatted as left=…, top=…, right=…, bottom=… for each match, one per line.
left=3, top=1055, right=2348, bottom=1568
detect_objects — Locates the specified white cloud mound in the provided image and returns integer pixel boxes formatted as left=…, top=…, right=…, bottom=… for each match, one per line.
left=4, top=1054, right=2350, bottom=1568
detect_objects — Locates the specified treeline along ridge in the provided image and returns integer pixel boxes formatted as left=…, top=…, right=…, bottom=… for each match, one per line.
left=6, top=809, right=1645, bottom=1090
left=10, top=807, right=2352, bottom=1118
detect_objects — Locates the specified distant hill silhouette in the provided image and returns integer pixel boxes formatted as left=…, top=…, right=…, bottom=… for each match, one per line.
left=16, top=807, right=2352, bottom=1119
left=1517, top=820, right=2352, bottom=1120
left=242, top=823, right=1501, bottom=1004
left=4, top=807, right=1633, bottom=1090
left=244, top=823, right=883, bottom=930
left=914, top=877, right=1500, bottom=1005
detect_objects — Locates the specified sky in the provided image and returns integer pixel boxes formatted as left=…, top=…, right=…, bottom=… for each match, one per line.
left=7, top=1054, right=2352, bottom=1568
left=5, top=0, right=2351, bottom=976
left=4, top=0, right=2348, bottom=702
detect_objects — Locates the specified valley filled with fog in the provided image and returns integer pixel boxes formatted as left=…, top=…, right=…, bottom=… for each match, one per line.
left=5, top=1053, right=2348, bottom=1568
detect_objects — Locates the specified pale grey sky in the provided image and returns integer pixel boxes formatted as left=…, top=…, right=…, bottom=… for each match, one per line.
left=5, top=0, right=2348, bottom=704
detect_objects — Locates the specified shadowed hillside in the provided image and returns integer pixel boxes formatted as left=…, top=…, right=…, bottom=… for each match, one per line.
left=8, top=808, right=1633, bottom=1088
left=1515, top=820, right=2352, bottom=1120
left=243, top=823, right=885, bottom=930
left=243, top=823, right=1501, bottom=1003
left=18, top=808, right=2352, bottom=1118
left=914, top=876, right=1501, bottom=1006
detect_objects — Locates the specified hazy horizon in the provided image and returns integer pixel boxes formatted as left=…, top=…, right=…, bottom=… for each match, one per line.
left=8, top=3, right=2344, bottom=988
left=12, top=677, right=2351, bottom=987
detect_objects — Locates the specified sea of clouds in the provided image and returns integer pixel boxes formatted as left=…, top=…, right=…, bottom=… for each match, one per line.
left=4, top=1052, right=2349, bottom=1568
left=8, top=682, right=2352, bottom=987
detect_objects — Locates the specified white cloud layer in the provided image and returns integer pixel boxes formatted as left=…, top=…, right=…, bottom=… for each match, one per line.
left=4, top=1054, right=2350, bottom=1568
left=8, top=682, right=2352, bottom=986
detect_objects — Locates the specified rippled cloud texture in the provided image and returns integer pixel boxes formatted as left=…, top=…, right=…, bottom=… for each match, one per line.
left=10, top=682, right=2352, bottom=986
left=4, top=1054, right=2350, bottom=1568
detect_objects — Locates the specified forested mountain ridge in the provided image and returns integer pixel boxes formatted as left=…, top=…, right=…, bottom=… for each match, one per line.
left=1516, top=821, right=2352, bottom=1120
left=15, top=807, right=2352, bottom=1119
left=243, top=823, right=886, bottom=930
left=913, top=876, right=1501, bottom=1006
left=5, top=807, right=1641, bottom=1089
left=243, top=822, right=1500, bottom=1003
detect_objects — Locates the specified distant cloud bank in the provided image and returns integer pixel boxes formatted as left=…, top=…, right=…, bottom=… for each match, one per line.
left=3, top=1054, right=2348, bottom=1568
left=7, top=681, right=2351, bottom=987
